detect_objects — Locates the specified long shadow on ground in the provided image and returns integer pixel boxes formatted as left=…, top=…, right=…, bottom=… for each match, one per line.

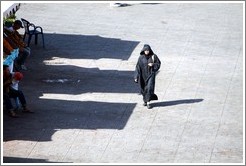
left=152, top=99, right=204, bottom=108
left=3, top=33, right=140, bottom=143
left=3, top=156, right=70, bottom=163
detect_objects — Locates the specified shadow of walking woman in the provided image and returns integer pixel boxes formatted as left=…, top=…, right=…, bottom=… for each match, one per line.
left=152, top=99, right=204, bottom=108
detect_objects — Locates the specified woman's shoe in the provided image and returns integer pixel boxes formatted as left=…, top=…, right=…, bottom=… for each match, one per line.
left=147, top=102, right=152, bottom=109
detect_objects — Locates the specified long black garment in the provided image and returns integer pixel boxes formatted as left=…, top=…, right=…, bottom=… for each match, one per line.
left=134, top=45, right=161, bottom=102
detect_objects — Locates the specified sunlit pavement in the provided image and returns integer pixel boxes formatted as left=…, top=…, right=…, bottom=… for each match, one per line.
left=2, top=2, right=244, bottom=164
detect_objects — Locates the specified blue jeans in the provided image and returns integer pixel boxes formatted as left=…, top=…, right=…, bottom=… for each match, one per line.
left=16, top=47, right=31, bottom=66
left=8, top=88, right=27, bottom=108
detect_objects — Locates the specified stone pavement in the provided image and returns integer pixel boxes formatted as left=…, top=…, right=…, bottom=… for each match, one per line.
left=2, top=2, right=244, bottom=164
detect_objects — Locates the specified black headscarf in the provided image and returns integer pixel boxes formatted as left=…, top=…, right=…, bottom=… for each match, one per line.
left=140, top=44, right=154, bottom=55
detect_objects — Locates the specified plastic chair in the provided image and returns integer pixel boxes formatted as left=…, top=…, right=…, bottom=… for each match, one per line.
left=21, top=18, right=45, bottom=48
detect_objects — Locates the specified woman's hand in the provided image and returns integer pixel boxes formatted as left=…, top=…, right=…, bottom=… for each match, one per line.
left=148, top=63, right=153, bottom=67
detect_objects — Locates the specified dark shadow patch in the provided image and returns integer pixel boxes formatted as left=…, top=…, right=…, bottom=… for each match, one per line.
left=3, top=33, right=140, bottom=143
left=152, top=99, right=204, bottom=108
left=3, top=156, right=70, bottom=163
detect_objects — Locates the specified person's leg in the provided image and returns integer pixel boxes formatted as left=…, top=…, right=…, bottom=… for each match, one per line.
left=9, top=89, right=26, bottom=105
left=14, top=97, right=21, bottom=110
left=3, top=93, right=19, bottom=117
left=143, top=101, right=147, bottom=106
left=16, top=90, right=33, bottom=112
left=15, top=47, right=30, bottom=70
left=9, top=88, right=34, bottom=113
left=147, top=101, right=152, bottom=109
left=145, top=76, right=156, bottom=109
left=142, top=88, right=148, bottom=106
left=3, top=93, right=14, bottom=110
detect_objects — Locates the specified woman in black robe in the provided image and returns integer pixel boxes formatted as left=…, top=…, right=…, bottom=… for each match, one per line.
left=134, top=44, right=161, bottom=109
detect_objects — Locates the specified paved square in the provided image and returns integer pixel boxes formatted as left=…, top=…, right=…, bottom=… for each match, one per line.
left=2, top=2, right=244, bottom=164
